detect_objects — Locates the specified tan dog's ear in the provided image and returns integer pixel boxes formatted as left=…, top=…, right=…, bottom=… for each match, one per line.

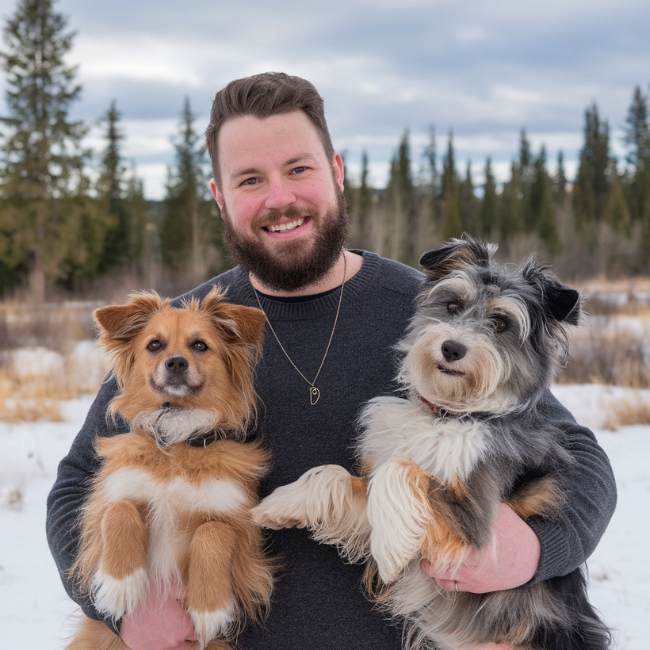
left=94, top=291, right=167, bottom=383
left=200, top=287, right=266, bottom=355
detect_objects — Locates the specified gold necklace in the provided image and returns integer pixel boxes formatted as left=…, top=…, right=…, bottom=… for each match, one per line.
left=252, top=254, right=347, bottom=406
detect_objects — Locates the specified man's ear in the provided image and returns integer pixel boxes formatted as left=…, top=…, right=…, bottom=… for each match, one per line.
left=332, top=152, right=344, bottom=192
left=209, top=178, right=225, bottom=211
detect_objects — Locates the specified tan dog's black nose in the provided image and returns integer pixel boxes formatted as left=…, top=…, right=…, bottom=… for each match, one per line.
left=165, top=356, right=189, bottom=373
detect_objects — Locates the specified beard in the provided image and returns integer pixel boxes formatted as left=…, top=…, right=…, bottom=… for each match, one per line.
left=222, top=189, right=348, bottom=292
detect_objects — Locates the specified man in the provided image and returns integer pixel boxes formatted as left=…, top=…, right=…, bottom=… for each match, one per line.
left=47, top=73, right=616, bottom=650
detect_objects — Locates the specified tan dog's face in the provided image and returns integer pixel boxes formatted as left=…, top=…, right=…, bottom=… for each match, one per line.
left=133, top=308, right=232, bottom=402
left=94, top=288, right=265, bottom=443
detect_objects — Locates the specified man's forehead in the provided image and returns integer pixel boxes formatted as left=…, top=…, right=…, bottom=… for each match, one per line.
left=218, top=111, right=326, bottom=171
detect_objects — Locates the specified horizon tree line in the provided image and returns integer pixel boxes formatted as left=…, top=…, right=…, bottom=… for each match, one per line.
left=1, top=0, right=649, bottom=300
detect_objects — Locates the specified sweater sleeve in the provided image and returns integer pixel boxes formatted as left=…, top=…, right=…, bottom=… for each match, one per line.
left=526, top=389, right=617, bottom=582
left=46, top=376, right=125, bottom=633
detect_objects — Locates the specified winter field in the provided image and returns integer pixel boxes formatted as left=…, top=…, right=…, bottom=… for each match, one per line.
left=1, top=297, right=649, bottom=648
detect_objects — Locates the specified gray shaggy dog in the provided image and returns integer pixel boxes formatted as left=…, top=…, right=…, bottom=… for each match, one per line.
left=253, top=237, right=611, bottom=649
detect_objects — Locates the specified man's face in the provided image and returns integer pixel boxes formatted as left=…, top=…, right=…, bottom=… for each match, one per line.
left=210, top=111, right=347, bottom=291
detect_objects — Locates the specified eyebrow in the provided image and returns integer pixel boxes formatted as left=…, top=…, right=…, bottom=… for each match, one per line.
left=231, top=154, right=317, bottom=180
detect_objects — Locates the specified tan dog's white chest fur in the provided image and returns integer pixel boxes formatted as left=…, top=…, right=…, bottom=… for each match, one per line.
left=101, top=466, right=250, bottom=583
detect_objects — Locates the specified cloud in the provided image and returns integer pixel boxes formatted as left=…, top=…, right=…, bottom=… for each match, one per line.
left=0, top=0, right=647, bottom=199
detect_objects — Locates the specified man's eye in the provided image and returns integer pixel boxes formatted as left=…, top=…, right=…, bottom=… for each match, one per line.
left=447, top=301, right=463, bottom=315
left=147, top=339, right=163, bottom=352
left=240, top=177, right=258, bottom=187
left=492, top=315, right=509, bottom=333
left=191, top=340, right=208, bottom=352
left=290, top=166, right=309, bottom=175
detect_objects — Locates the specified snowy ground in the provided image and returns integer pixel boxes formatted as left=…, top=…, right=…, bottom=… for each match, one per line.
left=0, top=386, right=647, bottom=649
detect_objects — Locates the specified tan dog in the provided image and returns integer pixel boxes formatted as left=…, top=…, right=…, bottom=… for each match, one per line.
left=68, top=288, right=274, bottom=649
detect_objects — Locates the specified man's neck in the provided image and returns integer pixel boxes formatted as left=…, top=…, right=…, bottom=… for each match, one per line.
left=248, top=249, right=363, bottom=297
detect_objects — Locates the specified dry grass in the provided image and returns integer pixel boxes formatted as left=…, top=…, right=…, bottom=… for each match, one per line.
left=558, top=314, right=650, bottom=388
left=0, top=300, right=99, bottom=352
left=0, top=372, right=68, bottom=422
left=0, top=345, right=109, bottom=422
left=602, top=396, right=650, bottom=431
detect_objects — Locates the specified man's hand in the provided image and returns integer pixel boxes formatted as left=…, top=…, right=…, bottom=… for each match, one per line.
left=420, top=503, right=541, bottom=594
left=120, top=581, right=196, bottom=650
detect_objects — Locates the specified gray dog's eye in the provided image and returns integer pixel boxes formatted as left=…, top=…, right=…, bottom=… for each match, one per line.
left=447, top=301, right=463, bottom=315
left=492, top=315, right=509, bottom=333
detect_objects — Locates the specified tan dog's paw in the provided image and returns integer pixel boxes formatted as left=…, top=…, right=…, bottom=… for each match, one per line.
left=190, top=601, right=236, bottom=649
left=91, top=566, right=149, bottom=619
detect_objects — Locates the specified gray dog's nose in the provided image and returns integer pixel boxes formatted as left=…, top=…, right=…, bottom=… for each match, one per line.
left=441, top=340, right=467, bottom=363
left=165, top=356, right=188, bottom=373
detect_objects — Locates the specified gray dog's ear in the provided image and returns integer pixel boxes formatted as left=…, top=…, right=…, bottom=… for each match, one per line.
left=420, top=237, right=494, bottom=283
left=544, top=282, right=581, bottom=324
left=522, top=261, right=580, bottom=325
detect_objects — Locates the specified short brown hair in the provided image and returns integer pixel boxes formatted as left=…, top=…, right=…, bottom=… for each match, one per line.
left=206, top=72, right=334, bottom=183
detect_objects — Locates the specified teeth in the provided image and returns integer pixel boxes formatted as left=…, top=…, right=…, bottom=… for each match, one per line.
left=268, top=218, right=305, bottom=232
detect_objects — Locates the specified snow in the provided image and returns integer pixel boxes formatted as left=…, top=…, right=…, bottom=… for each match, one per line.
left=0, top=387, right=647, bottom=648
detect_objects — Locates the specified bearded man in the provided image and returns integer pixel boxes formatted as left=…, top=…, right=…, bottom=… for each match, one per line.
left=47, top=72, right=616, bottom=650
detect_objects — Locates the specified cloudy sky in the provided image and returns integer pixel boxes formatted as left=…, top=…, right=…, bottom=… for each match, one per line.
left=1, top=0, right=648, bottom=198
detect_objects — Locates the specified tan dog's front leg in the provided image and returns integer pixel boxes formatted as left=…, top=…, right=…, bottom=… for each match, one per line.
left=186, top=521, right=237, bottom=649
left=91, top=500, right=149, bottom=620
left=252, top=464, right=371, bottom=561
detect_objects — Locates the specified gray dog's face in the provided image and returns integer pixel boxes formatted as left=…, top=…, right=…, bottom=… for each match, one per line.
left=400, top=239, right=580, bottom=414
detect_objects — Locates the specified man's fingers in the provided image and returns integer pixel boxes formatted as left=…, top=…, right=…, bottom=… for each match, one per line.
left=436, top=578, right=461, bottom=592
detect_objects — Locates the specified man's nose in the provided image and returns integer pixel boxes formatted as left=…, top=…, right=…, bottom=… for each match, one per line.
left=264, top=178, right=296, bottom=211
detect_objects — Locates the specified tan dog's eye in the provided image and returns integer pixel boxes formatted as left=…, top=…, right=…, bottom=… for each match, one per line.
left=147, top=339, right=163, bottom=352
left=191, top=340, right=208, bottom=352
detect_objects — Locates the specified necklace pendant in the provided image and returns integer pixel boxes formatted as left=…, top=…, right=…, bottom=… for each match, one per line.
left=310, top=386, right=321, bottom=406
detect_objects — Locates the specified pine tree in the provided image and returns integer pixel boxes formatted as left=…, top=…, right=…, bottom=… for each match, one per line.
left=624, top=85, right=650, bottom=224
left=479, top=157, right=498, bottom=238
left=341, top=151, right=355, bottom=225
left=517, top=129, right=534, bottom=229
left=0, top=0, right=94, bottom=298
left=498, top=160, right=524, bottom=249
left=96, top=100, right=131, bottom=272
left=530, top=146, right=560, bottom=254
left=160, top=97, right=214, bottom=285
left=384, top=131, right=416, bottom=263
left=624, top=85, right=650, bottom=170
left=124, top=164, right=153, bottom=277
left=424, top=125, right=438, bottom=234
left=459, top=160, right=478, bottom=236
left=357, top=150, right=372, bottom=249
left=555, top=150, right=567, bottom=203
left=573, top=103, right=610, bottom=230
left=440, top=132, right=462, bottom=240
left=604, top=159, right=631, bottom=237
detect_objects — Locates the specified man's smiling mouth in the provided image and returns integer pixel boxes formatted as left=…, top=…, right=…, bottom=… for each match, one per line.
left=263, top=217, right=306, bottom=233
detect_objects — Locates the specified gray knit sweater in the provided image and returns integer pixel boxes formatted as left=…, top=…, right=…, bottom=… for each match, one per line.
left=46, top=251, right=616, bottom=649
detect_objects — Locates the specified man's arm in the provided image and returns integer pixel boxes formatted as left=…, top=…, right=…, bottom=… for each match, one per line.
left=46, top=376, right=124, bottom=633
left=422, top=389, right=616, bottom=591
left=527, top=389, right=616, bottom=581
